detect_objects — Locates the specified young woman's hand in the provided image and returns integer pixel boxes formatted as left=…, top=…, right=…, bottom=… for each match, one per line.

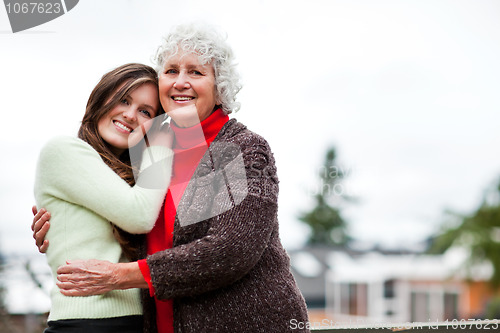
left=31, top=206, right=50, bottom=253
left=128, top=114, right=174, bottom=152
left=166, top=103, right=199, bottom=128
left=148, top=121, right=174, bottom=148
left=56, top=259, right=147, bottom=296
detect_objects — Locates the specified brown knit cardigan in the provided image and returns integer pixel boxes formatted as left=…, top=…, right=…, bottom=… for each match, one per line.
left=139, top=119, right=310, bottom=333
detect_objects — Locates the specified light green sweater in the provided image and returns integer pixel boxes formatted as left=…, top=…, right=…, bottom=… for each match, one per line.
left=34, top=136, right=173, bottom=321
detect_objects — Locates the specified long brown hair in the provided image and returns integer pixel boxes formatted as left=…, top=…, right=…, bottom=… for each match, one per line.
left=78, top=63, right=164, bottom=260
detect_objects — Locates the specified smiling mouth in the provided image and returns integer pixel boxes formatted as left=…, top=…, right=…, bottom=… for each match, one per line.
left=113, top=120, right=133, bottom=132
left=172, top=96, right=194, bottom=101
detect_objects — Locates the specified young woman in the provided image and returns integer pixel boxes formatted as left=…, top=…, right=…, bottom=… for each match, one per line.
left=33, top=63, right=174, bottom=333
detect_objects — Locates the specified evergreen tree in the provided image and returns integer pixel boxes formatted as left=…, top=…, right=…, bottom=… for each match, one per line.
left=429, top=179, right=500, bottom=287
left=299, top=147, right=351, bottom=246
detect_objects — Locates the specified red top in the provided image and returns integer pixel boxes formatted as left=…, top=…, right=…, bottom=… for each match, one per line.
left=138, top=109, right=229, bottom=333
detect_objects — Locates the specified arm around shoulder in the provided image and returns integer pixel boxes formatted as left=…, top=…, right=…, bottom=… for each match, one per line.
left=35, top=136, right=173, bottom=234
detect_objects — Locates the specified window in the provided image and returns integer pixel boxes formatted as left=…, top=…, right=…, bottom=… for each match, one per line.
left=444, top=292, right=459, bottom=320
left=340, top=282, right=368, bottom=316
left=384, top=279, right=395, bottom=298
left=349, top=283, right=358, bottom=315
left=357, top=283, right=368, bottom=316
left=340, top=283, right=350, bottom=315
left=411, top=291, right=430, bottom=322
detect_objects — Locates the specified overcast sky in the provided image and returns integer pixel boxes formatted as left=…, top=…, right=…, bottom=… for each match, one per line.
left=1, top=0, right=500, bottom=261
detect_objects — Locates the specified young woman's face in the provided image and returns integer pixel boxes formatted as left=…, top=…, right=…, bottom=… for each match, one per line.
left=158, top=51, right=218, bottom=127
left=98, top=83, right=159, bottom=155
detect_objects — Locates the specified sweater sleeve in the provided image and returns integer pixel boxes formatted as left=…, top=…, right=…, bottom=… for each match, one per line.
left=147, top=135, right=279, bottom=299
left=36, top=136, right=173, bottom=234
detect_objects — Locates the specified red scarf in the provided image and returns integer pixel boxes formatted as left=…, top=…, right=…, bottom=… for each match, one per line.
left=138, top=109, right=229, bottom=333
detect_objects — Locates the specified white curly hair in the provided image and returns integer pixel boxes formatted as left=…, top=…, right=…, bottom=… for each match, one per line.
left=153, top=23, right=242, bottom=114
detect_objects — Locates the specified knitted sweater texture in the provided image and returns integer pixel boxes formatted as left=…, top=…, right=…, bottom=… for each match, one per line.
left=140, top=119, right=310, bottom=333
left=34, top=136, right=173, bottom=321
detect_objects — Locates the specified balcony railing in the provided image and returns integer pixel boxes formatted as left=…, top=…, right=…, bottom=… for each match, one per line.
left=309, top=321, right=499, bottom=332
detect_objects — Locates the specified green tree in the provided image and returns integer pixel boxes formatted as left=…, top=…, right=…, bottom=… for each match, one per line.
left=429, top=179, right=500, bottom=287
left=298, top=147, right=351, bottom=246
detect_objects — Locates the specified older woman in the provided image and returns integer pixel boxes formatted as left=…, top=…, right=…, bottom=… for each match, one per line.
left=33, top=23, right=309, bottom=333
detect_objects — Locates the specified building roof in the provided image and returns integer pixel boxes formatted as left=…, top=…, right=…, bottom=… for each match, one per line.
left=325, top=247, right=493, bottom=283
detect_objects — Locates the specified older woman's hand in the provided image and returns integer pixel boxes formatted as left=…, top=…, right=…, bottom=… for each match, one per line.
left=57, top=259, right=147, bottom=296
left=56, top=259, right=118, bottom=296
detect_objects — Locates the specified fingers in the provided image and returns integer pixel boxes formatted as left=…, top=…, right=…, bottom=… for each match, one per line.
left=39, top=240, right=49, bottom=254
left=56, top=264, right=95, bottom=294
left=31, top=207, right=44, bottom=231
left=148, top=123, right=175, bottom=148
left=56, top=260, right=83, bottom=274
left=33, top=210, right=50, bottom=234
left=56, top=259, right=111, bottom=275
left=57, top=272, right=88, bottom=283
left=164, top=127, right=174, bottom=148
left=34, top=219, right=50, bottom=241
left=57, top=286, right=82, bottom=296
left=56, top=262, right=112, bottom=296
left=57, top=284, right=107, bottom=297
left=33, top=211, right=50, bottom=253
left=56, top=279, right=106, bottom=296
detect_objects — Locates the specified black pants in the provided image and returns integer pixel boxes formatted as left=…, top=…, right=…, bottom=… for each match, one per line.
left=44, top=315, right=143, bottom=333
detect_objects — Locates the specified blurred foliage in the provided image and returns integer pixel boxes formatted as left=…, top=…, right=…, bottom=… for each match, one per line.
left=485, top=296, right=500, bottom=319
left=298, top=147, right=353, bottom=246
left=429, top=179, right=500, bottom=287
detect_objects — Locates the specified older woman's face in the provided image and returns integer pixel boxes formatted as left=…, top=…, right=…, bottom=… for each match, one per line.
left=158, top=51, right=218, bottom=127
